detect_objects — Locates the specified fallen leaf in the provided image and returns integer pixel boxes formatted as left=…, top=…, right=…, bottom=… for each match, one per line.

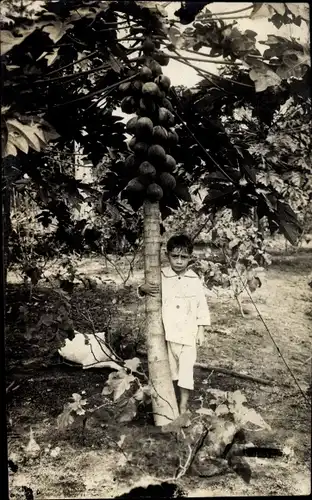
left=196, top=407, right=214, bottom=416
left=215, top=404, right=229, bottom=416
left=124, top=357, right=141, bottom=372
left=24, top=428, right=41, bottom=459
left=117, top=435, right=126, bottom=447
left=50, top=446, right=61, bottom=458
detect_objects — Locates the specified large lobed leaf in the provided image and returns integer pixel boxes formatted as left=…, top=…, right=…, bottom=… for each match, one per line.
left=102, top=369, right=135, bottom=401
left=2, top=116, right=60, bottom=157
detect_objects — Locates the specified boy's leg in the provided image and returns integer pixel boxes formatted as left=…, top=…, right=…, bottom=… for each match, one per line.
left=168, top=342, right=183, bottom=408
left=172, top=379, right=180, bottom=403
left=177, top=344, right=197, bottom=414
left=167, top=342, right=179, bottom=383
left=179, top=388, right=190, bottom=414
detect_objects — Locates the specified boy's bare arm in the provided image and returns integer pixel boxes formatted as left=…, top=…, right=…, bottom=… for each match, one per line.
left=138, top=282, right=160, bottom=297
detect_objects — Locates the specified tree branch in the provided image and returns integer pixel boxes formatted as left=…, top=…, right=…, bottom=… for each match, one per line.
left=191, top=213, right=214, bottom=242
left=207, top=5, right=253, bottom=16
left=170, top=47, right=229, bottom=91
left=56, top=72, right=139, bottom=107
left=46, top=51, right=99, bottom=76
left=208, top=15, right=251, bottom=21
left=168, top=53, right=240, bottom=66
left=195, top=362, right=276, bottom=386
left=35, top=63, right=110, bottom=85
left=166, top=45, right=226, bottom=59
left=174, top=54, right=253, bottom=88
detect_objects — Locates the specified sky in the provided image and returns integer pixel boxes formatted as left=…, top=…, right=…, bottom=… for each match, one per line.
left=82, top=3, right=310, bottom=180
left=163, top=2, right=309, bottom=86
left=114, top=2, right=310, bottom=121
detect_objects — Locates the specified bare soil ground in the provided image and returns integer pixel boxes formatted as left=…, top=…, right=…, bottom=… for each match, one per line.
left=6, top=240, right=312, bottom=498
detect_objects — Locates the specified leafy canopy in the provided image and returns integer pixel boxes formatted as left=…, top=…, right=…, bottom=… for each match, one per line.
left=1, top=1, right=310, bottom=245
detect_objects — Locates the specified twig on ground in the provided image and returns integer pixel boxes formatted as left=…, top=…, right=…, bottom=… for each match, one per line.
left=104, top=254, right=126, bottom=283
left=123, top=243, right=143, bottom=285
left=6, top=381, right=16, bottom=393
left=235, top=294, right=245, bottom=318
left=79, top=310, right=123, bottom=364
left=175, top=424, right=209, bottom=479
left=195, top=362, right=276, bottom=386
left=302, top=356, right=312, bottom=365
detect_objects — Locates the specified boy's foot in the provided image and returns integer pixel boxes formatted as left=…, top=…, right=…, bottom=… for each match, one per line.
left=178, top=407, right=191, bottom=427
left=179, top=405, right=188, bottom=415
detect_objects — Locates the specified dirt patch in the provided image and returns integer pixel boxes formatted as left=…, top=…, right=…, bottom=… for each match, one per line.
left=6, top=244, right=312, bottom=498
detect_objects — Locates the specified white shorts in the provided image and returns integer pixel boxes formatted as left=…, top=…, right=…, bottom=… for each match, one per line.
left=167, top=341, right=197, bottom=390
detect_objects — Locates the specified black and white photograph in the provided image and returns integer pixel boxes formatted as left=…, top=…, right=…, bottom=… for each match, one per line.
left=2, top=1, right=311, bottom=498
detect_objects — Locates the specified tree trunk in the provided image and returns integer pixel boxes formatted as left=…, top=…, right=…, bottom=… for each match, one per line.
left=2, top=155, right=22, bottom=285
left=2, top=160, right=14, bottom=285
left=143, top=200, right=179, bottom=426
left=3, top=187, right=11, bottom=285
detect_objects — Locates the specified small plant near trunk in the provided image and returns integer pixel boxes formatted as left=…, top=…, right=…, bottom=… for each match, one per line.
left=57, top=384, right=284, bottom=484
left=162, top=388, right=282, bottom=483
left=57, top=358, right=151, bottom=430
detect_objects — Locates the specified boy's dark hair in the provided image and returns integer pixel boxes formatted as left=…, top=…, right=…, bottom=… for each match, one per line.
left=166, top=234, right=193, bottom=254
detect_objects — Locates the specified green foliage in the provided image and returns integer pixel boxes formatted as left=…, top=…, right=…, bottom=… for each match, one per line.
left=189, top=210, right=269, bottom=315
left=221, top=96, right=312, bottom=230
left=101, top=360, right=151, bottom=423
left=161, top=388, right=273, bottom=482
left=7, top=147, right=144, bottom=271
left=2, top=107, right=60, bottom=157
left=2, top=0, right=308, bottom=256
left=163, top=200, right=210, bottom=241
left=102, top=370, right=136, bottom=402
left=176, top=4, right=309, bottom=93
left=57, top=359, right=151, bottom=428
left=172, top=66, right=308, bottom=244
left=5, top=283, right=75, bottom=368
left=201, top=388, right=271, bottom=431
left=57, top=393, right=88, bottom=429
left=250, top=3, right=309, bottom=27
left=1, top=0, right=309, bottom=375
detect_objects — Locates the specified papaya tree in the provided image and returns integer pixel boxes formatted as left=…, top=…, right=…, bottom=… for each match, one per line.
left=1, top=0, right=185, bottom=426
left=2, top=0, right=310, bottom=425
left=109, top=36, right=185, bottom=425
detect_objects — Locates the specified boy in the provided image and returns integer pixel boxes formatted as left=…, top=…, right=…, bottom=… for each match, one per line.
left=138, top=234, right=211, bottom=415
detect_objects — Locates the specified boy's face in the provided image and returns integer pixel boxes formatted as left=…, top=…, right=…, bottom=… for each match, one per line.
left=167, top=247, right=192, bottom=274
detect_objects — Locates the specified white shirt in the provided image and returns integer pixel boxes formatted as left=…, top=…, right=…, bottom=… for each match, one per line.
left=161, top=266, right=211, bottom=346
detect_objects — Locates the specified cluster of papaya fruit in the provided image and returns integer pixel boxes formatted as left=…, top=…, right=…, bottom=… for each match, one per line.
left=120, top=38, right=179, bottom=203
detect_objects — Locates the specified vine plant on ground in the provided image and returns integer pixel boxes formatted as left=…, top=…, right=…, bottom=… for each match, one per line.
left=57, top=361, right=287, bottom=484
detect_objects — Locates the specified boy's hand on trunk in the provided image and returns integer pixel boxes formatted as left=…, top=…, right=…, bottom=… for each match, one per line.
left=140, top=283, right=160, bottom=296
